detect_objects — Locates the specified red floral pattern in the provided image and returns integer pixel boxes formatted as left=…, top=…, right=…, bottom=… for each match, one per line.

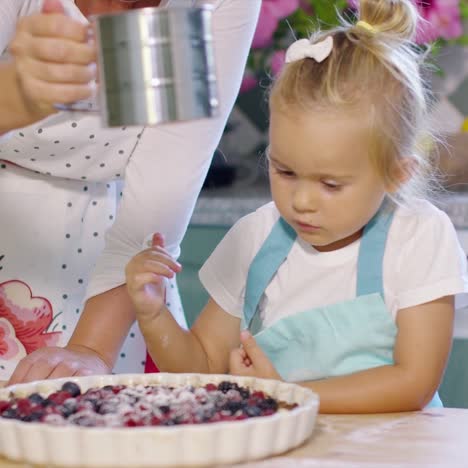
left=0, top=280, right=61, bottom=361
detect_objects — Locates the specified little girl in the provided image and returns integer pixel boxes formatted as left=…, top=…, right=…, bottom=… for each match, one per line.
left=125, top=0, right=468, bottom=413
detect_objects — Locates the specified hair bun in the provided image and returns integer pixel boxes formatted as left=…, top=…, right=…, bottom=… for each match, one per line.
left=357, top=0, right=419, bottom=42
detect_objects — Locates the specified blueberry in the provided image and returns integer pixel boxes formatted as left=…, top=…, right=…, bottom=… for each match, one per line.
left=102, top=385, right=114, bottom=392
left=41, top=398, right=54, bottom=407
left=159, top=405, right=170, bottom=414
left=245, top=406, right=262, bottom=417
left=218, top=381, right=240, bottom=393
left=1, top=408, right=19, bottom=420
left=239, top=388, right=250, bottom=399
left=61, top=382, right=81, bottom=397
left=97, top=403, right=115, bottom=415
left=259, top=397, right=278, bottom=411
left=73, top=416, right=95, bottom=427
left=28, top=393, right=45, bottom=405
left=61, top=401, right=77, bottom=418
left=22, top=411, right=43, bottom=422
left=223, top=401, right=243, bottom=414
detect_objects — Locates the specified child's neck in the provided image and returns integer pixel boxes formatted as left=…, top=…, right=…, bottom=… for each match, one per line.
left=313, top=228, right=364, bottom=252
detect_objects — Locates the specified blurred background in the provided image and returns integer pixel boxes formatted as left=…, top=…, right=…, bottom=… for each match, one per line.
left=204, top=0, right=468, bottom=192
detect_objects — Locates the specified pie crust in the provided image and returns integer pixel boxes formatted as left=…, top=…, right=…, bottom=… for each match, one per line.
left=0, top=373, right=319, bottom=467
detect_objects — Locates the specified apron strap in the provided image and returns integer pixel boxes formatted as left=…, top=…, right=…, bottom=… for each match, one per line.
left=243, top=199, right=395, bottom=330
left=356, top=198, right=395, bottom=297
left=243, top=217, right=296, bottom=329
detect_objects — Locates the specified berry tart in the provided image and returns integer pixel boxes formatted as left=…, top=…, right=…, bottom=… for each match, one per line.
left=0, top=373, right=319, bottom=467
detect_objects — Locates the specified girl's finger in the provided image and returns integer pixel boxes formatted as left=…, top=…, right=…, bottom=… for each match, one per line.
left=145, top=252, right=182, bottom=272
left=152, top=232, right=165, bottom=248
left=141, top=259, right=179, bottom=277
left=131, top=272, right=163, bottom=291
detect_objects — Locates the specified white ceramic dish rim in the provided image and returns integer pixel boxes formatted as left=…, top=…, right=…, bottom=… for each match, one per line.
left=0, top=373, right=320, bottom=467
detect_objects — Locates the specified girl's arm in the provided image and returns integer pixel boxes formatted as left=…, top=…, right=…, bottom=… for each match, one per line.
left=301, top=296, right=454, bottom=413
left=138, top=298, right=241, bottom=374
left=124, top=234, right=241, bottom=373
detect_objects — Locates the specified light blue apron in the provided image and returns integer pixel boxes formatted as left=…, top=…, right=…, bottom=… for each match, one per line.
left=242, top=202, right=442, bottom=408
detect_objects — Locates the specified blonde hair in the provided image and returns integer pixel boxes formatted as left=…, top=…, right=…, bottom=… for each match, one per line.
left=270, top=0, right=441, bottom=204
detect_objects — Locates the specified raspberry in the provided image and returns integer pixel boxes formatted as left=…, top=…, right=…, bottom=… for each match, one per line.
left=0, top=401, right=11, bottom=414
left=0, top=382, right=283, bottom=427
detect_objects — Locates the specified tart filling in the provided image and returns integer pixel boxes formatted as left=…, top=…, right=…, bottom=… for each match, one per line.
left=0, top=380, right=297, bottom=428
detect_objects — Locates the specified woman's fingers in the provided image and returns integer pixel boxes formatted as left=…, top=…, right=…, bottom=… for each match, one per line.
left=18, top=57, right=95, bottom=84
left=7, top=347, right=112, bottom=385
left=14, top=72, right=93, bottom=105
left=6, top=358, right=34, bottom=386
left=8, top=356, right=56, bottom=384
left=23, top=36, right=96, bottom=65
left=11, top=31, right=96, bottom=68
left=46, top=361, right=79, bottom=380
left=16, top=14, right=89, bottom=43
left=7, top=11, right=96, bottom=110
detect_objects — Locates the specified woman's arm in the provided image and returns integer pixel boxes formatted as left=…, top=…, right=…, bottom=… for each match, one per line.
left=76, top=0, right=261, bottom=361
left=300, top=296, right=454, bottom=413
left=8, top=0, right=261, bottom=383
left=0, top=61, right=50, bottom=132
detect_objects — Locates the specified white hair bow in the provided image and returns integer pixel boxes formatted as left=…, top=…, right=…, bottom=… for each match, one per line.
left=285, top=36, right=334, bottom=64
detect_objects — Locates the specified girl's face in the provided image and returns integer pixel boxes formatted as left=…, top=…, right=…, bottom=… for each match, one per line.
left=75, top=1, right=161, bottom=17
left=268, top=107, right=392, bottom=252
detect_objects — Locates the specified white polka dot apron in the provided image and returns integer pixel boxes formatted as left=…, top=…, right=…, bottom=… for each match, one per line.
left=0, top=111, right=185, bottom=380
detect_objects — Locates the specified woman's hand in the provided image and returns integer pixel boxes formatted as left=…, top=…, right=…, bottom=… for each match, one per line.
left=125, top=233, right=182, bottom=322
left=6, top=344, right=111, bottom=385
left=9, top=0, right=96, bottom=115
left=229, top=331, right=282, bottom=380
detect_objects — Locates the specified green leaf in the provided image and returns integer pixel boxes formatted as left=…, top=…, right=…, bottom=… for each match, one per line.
left=460, top=0, right=468, bottom=19
left=311, top=0, right=344, bottom=28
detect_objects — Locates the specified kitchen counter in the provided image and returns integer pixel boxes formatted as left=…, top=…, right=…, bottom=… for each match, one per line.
left=0, top=408, right=466, bottom=467
left=241, top=408, right=468, bottom=468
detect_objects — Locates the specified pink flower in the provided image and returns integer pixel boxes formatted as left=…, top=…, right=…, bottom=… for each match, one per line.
left=270, top=50, right=287, bottom=76
left=416, top=1, right=463, bottom=43
left=0, top=280, right=61, bottom=359
left=252, top=0, right=300, bottom=49
left=240, top=73, right=258, bottom=93
left=0, top=318, right=25, bottom=361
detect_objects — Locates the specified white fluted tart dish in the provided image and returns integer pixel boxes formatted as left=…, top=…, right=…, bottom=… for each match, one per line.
left=0, top=373, right=319, bottom=467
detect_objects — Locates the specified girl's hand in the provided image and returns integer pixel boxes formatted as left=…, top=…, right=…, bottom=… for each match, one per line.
left=9, top=0, right=96, bottom=115
left=125, top=233, right=182, bottom=321
left=229, top=331, right=282, bottom=380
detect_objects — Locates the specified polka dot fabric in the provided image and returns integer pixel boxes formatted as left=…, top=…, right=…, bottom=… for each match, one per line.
left=0, top=0, right=261, bottom=379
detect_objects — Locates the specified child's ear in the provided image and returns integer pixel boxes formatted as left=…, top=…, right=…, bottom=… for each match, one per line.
left=386, top=157, right=416, bottom=193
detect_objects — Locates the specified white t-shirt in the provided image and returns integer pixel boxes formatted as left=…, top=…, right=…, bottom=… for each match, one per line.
left=0, top=0, right=261, bottom=378
left=199, top=201, right=468, bottom=327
